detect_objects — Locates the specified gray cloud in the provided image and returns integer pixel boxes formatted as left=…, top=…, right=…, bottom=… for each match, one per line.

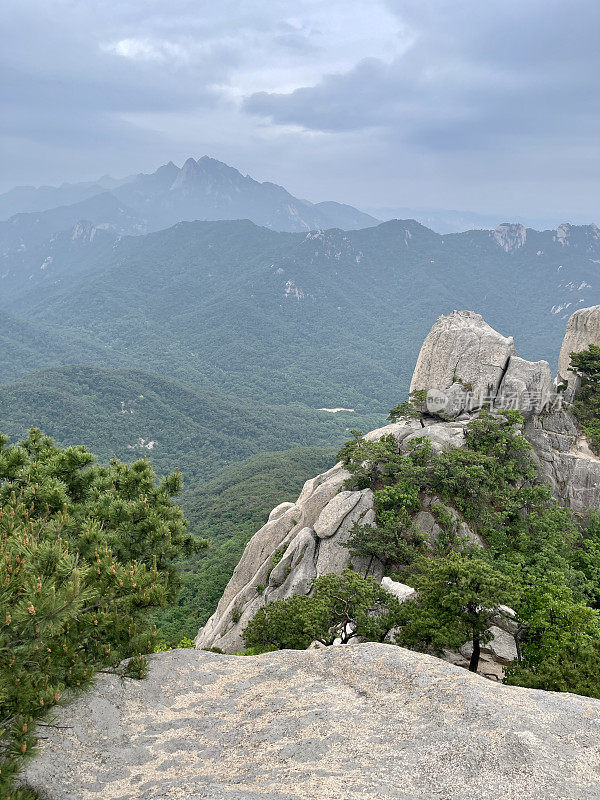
left=0, top=0, right=598, bottom=219
left=245, top=0, right=600, bottom=153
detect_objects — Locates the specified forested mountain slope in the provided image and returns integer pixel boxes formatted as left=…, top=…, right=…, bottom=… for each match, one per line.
left=2, top=219, right=599, bottom=410
left=0, top=310, right=111, bottom=382
left=0, top=365, right=375, bottom=486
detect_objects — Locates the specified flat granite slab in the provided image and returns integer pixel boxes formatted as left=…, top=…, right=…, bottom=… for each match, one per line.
left=21, top=643, right=600, bottom=800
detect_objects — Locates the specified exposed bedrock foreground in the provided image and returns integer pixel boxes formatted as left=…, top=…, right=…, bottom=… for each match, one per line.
left=22, top=644, right=600, bottom=800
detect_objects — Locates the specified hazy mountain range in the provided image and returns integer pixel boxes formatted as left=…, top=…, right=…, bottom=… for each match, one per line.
left=1, top=156, right=599, bottom=633
left=4, top=157, right=592, bottom=245
left=364, top=207, right=591, bottom=235
left=0, top=157, right=378, bottom=250
left=2, top=215, right=599, bottom=406
left=2, top=156, right=598, bottom=452
left=0, top=154, right=598, bottom=508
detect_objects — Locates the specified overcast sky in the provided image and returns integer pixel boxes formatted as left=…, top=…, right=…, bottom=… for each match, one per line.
left=1, top=0, right=598, bottom=218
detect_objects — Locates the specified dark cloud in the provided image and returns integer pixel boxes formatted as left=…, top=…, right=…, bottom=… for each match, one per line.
left=245, top=0, right=600, bottom=157
left=0, top=0, right=598, bottom=218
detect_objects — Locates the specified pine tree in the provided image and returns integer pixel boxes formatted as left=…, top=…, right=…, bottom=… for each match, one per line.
left=0, top=429, right=200, bottom=797
left=397, top=553, right=518, bottom=672
left=242, top=569, right=404, bottom=653
left=570, top=344, right=600, bottom=454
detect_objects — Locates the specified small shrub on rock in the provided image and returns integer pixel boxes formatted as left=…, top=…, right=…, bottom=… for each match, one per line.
left=242, top=569, right=403, bottom=653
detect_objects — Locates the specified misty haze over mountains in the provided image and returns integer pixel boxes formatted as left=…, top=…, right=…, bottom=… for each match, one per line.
left=0, top=156, right=378, bottom=240
left=1, top=152, right=599, bottom=534
left=2, top=156, right=593, bottom=242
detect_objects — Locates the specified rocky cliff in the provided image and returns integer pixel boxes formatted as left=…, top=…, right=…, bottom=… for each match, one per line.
left=21, top=644, right=600, bottom=800
left=22, top=305, right=600, bottom=800
left=196, top=306, right=600, bottom=655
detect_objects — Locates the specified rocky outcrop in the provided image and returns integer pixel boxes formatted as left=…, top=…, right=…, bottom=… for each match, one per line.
left=22, top=644, right=600, bottom=800
left=195, top=460, right=380, bottom=652
left=555, top=222, right=600, bottom=248
left=557, top=304, right=600, bottom=389
left=493, top=222, right=527, bottom=252
left=70, top=219, right=99, bottom=242
left=197, top=305, right=600, bottom=652
left=409, top=309, right=556, bottom=417
left=524, top=409, right=600, bottom=513
left=498, top=355, right=553, bottom=414
left=409, top=310, right=516, bottom=410
left=195, top=417, right=481, bottom=654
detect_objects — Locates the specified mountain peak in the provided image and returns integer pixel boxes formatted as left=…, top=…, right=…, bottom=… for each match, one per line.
left=493, top=222, right=527, bottom=252
left=181, top=156, right=200, bottom=171
left=0, top=157, right=381, bottom=234
left=197, top=155, right=231, bottom=169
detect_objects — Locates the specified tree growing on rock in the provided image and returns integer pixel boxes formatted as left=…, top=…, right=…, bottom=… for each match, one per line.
left=396, top=553, right=518, bottom=672
left=242, top=569, right=404, bottom=653
left=345, top=479, right=425, bottom=570
left=570, top=344, right=600, bottom=454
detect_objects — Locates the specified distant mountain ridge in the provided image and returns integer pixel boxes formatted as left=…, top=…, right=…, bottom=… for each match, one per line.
left=2, top=217, right=599, bottom=409
left=0, top=157, right=378, bottom=246
left=365, top=206, right=598, bottom=235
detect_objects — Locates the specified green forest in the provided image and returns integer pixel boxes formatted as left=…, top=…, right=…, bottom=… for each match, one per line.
left=3, top=346, right=600, bottom=799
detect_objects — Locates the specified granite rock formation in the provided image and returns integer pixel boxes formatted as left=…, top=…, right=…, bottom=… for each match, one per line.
left=409, top=309, right=516, bottom=408
left=557, top=304, right=600, bottom=391
left=21, top=644, right=600, bottom=800
left=197, top=306, right=600, bottom=654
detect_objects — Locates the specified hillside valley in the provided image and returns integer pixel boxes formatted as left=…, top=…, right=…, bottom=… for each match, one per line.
left=0, top=365, right=372, bottom=485
left=2, top=218, right=599, bottom=411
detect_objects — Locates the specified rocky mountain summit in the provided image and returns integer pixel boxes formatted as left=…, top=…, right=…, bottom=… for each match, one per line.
left=22, top=644, right=600, bottom=800
left=196, top=305, right=600, bottom=657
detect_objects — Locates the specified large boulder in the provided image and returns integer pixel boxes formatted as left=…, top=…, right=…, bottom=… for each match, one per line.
left=381, top=576, right=416, bottom=602
left=460, top=626, right=518, bottom=667
left=410, top=310, right=516, bottom=412
left=557, top=304, right=600, bottom=389
left=496, top=356, right=553, bottom=416
left=22, top=644, right=600, bottom=800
